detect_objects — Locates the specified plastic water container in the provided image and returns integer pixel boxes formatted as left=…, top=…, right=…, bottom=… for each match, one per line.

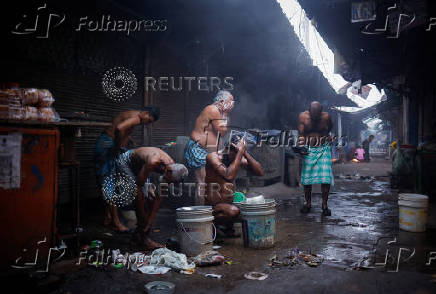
left=245, top=195, right=265, bottom=204
left=398, top=193, right=429, bottom=232
left=239, top=199, right=276, bottom=249
left=176, top=206, right=215, bottom=256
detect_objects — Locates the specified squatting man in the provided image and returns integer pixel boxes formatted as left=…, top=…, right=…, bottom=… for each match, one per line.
left=205, top=135, right=263, bottom=236
left=147, top=134, right=264, bottom=237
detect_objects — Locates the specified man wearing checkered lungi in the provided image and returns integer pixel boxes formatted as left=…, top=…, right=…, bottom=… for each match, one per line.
left=298, top=101, right=334, bottom=216
left=185, top=91, right=234, bottom=205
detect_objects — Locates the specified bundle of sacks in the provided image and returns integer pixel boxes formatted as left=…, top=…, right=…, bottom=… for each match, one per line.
left=0, top=88, right=57, bottom=121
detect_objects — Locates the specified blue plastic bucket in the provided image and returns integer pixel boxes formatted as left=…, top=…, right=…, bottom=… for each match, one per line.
left=239, top=199, right=276, bottom=249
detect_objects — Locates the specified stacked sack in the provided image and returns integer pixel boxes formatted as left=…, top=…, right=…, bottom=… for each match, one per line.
left=0, top=88, right=57, bottom=121
left=0, top=89, right=23, bottom=120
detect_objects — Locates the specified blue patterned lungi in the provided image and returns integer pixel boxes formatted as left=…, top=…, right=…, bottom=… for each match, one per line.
left=184, top=138, right=209, bottom=169
left=95, top=132, right=132, bottom=185
left=301, top=143, right=334, bottom=186
left=95, top=132, right=117, bottom=186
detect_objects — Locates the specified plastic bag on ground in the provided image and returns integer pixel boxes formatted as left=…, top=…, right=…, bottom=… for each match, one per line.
left=137, top=265, right=171, bottom=275
left=149, top=248, right=195, bottom=271
left=191, top=251, right=224, bottom=267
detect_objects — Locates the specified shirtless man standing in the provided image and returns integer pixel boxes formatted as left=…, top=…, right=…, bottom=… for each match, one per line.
left=298, top=101, right=334, bottom=216
left=205, top=137, right=263, bottom=232
left=110, top=147, right=188, bottom=249
left=185, top=90, right=234, bottom=204
left=95, top=107, right=160, bottom=232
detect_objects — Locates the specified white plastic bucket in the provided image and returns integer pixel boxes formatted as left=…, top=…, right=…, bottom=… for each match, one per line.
left=176, top=206, right=216, bottom=256
left=239, top=199, right=276, bottom=249
left=398, top=193, right=428, bottom=232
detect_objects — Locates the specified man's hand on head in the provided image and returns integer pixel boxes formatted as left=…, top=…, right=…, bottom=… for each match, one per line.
left=234, top=139, right=246, bottom=154
left=148, top=187, right=157, bottom=200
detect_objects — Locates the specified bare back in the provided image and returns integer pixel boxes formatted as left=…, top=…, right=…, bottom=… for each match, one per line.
left=190, top=105, right=228, bottom=151
left=204, top=152, right=236, bottom=205
left=298, top=111, right=332, bottom=146
left=106, top=111, right=140, bottom=136
left=131, top=147, right=174, bottom=179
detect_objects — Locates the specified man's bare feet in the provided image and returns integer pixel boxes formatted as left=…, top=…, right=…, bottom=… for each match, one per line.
left=104, top=209, right=112, bottom=227
left=143, top=237, right=165, bottom=250
left=132, top=231, right=164, bottom=250
left=111, top=223, right=130, bottom=233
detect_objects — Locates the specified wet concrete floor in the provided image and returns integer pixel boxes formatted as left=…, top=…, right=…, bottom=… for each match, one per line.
left=44, top=159, right=436, bottom=293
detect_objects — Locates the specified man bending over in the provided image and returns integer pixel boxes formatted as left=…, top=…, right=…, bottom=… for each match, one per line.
left=112, top=147, right=188, bottom=249
left=95, top=107, right=159, bottom=232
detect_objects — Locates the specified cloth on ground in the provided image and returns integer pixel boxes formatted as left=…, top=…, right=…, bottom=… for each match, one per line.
left=149, top=248, right=195, bottom=270
left=190, top=251, right=224, bottom=267
left=301, top=143, right=334, bottom=185
left=137, top=265, right=171, bottom=275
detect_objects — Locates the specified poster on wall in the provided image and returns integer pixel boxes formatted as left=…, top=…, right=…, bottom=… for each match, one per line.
left=351, top=1, right=376, bottom=23
left=0, top=133, right=22, bottom=189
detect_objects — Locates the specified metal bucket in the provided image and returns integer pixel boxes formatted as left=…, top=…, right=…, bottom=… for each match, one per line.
left=239, top=199, right=276, bottom=249
left=176, top=206, right=216, bottom=256
left=145, top=281, right=175, bottom=294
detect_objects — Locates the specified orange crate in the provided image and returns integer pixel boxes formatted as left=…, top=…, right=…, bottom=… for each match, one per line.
left=0, top=127, right=59, bottom=272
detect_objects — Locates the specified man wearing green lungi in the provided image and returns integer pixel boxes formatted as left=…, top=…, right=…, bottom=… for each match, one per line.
left=298, top=101, right=334, bottom=216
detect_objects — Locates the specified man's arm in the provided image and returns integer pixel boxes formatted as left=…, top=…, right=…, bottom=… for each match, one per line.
left=241, top=152, right=264, bottom=176
left=149, top=150, right=175, bottom=171
left=207, top=143, right=245, bottom=181
left=114, top=113, right=141, bottom=147
left=326, top=114, right=333, bottom=133
left=209, top=106, right=229, bottom=136
left=298, top=112, right=306, bottom=146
